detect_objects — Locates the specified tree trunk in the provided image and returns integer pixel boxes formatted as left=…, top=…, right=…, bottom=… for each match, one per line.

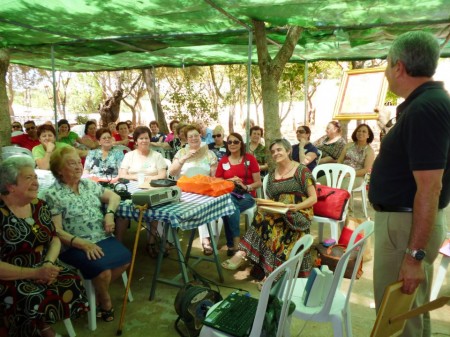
left=142, top=68, right=168, bottom=133
left=0, top=49, right=10, bottom=152
left=253, top=20, right=302, bottom=145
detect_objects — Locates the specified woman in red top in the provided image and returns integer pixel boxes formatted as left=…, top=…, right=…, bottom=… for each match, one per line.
left=215, top=133, right=262, bottom=264
left=113, top=121, right=135, bottom=150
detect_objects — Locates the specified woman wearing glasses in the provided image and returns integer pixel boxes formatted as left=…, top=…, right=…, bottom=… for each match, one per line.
left=313, top=120, right=346, bottom=164
left=216, top=133, right=262, bottom=265
left=11, top=121, right=23, bottom=136
left=208, top=125, right=228, bottom=160
left=169, top=124, right=218, bottom=255
left=83, top=128, right=124, bottom=181
left=292, top=125, right=320, bottom=171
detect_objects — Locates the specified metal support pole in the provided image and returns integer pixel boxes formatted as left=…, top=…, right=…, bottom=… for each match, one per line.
left=152, top=66, right=157, bottom=123
left=304, top=60, right=308, bottom=125
left=51, top=45, right=58, bottom=137
left=245, top=31, right=252, bottom=151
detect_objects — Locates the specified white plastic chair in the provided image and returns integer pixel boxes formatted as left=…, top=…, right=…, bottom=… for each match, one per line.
left=287, top=220, right=374, bottom=337
left=430, top=237, right=450, bottom=301
left=1, top=145, right=33, bottom=161
left=351, top=173, right=369, bottom=219
left=200, top=234, right=314, bottom=337
left=113, top=144, right=131, bottom=153
left=83, top=272, right=133, bottom=331
left=312, top=164, right=356, bottom=242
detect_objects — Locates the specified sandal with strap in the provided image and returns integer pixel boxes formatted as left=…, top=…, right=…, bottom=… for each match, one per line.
left=100, top=307, right=115, bottom=322
left=202, top=240, right=213, bottom=256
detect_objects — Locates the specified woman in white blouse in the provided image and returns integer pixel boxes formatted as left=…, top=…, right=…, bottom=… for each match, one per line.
left=119, top=126, right=168, bottom=257
left=119, top=126, right=167, bottom=182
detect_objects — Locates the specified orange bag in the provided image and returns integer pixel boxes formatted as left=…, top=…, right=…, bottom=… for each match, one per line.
left=177, top=175, right=234, bottom=197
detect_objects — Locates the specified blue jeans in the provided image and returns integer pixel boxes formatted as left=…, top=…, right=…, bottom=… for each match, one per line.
left=223, top=193, right=255, bottom=248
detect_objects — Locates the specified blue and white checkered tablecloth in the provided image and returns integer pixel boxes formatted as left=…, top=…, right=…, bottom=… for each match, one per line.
left=117, top=182, right=235, bottom=231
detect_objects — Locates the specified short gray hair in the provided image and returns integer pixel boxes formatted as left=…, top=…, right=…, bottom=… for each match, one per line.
left=269, top=138, right=293, bottom=160
left=388, top=31, right=440, bottom=77
left=0, top=156, right=36, bottom=195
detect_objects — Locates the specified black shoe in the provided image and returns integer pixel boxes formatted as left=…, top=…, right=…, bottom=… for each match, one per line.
left=227, top=249, right=236, bottom=257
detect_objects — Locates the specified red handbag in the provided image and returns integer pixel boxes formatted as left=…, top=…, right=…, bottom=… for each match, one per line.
left=313, top=185, right=350, bottom=220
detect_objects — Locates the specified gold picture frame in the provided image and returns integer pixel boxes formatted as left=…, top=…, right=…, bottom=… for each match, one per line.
left=333, top=67, right=388, bottom=120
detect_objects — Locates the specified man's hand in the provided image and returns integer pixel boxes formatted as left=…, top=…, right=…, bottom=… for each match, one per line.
left=398, top=256, right=425, bottom=294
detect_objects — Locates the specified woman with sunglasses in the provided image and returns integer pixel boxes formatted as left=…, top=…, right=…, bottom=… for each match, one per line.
left=216, top=133, right=262, bottom=264
left=208, top=125, right=228, bottom=160
left=11, top=121, right=23, bottom=136
left=292, top=125, right=320, bottom=171
left=313, top=120, right=346, bottom=164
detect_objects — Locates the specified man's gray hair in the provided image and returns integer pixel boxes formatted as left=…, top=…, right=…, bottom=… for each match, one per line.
left=388, top=31, right=440, bottom=77
left=0, top=156, right=36, bottom=195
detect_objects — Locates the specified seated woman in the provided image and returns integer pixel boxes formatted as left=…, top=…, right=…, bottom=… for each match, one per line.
left=81, top=120, right=100, bottom=150
left=42, top=147, right=131, bottom=323
left=84, top=128, right=125, bottom=181
left=169, top=124, right=218, bottom=255
left=223, top=139, right=317, bottom=287
left=313, top=120, right=346, bottom=164
left=248, top=126, right=268, bottom=176
left=337, top=123, right=375, bottom=190
left=208, top=125, right=228, bottom=160
left=292, top=125, right=320, bottom=171
left=57, top=119, right=88, bottom=148
left=164, top=119, right=179, bottom=143
left=0, top=156, right=87, bottom=337
left=32, top=124, right=87, bottom=170
left=84, top=128, right=129, bottom=242
left=216, top=133, right=262, bottom=261
left=119, top=126, right=167, bottom=257
left=113, top=121, right=135, bottom=150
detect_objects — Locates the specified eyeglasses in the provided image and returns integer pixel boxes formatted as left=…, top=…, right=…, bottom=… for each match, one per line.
left=212, top=134, right=222, bottom=138
left=25, top=126, right=36, bottom=131
left=12, top=125, right=21, bottom=129
left=227, top=140, right=241, bottom=145
left=296, top=130, right=306, bottom=134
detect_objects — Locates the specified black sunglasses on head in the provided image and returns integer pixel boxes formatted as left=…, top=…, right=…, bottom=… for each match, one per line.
left=212, top=134, right=222, bottom=138
left=227, top=140, right=240, bottom=145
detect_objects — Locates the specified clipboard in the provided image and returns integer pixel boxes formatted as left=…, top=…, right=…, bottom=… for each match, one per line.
left=371, top=281, right=450, bottom=337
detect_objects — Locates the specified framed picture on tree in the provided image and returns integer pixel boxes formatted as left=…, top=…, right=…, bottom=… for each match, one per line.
left=333, top=67, right=388, bottom=120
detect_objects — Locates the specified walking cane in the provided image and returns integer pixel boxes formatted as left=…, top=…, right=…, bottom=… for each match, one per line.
left=117, top=204, right=148, bottom=336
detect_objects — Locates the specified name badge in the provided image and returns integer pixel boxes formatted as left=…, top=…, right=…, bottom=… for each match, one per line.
left=219, top=147, right=226, bottom=152
left=245, top=160, right=250, bottom=166
left=222, top=162, right=231, bottom=170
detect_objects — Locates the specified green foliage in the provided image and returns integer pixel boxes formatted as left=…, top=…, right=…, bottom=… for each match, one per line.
left=385, top=90, right=399, bottom=105
left=67, top=73, right=103, bottom=114
left=161, top=67, right=218, bottom=124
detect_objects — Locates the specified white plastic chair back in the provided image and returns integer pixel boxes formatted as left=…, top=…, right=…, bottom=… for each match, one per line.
left=289, top=220, right=374, bottom=337
left=312, top=163, right=356, bottom=194
left=200, top=234, right=313, bottom=337
left=113, top=144, right=131, bottom=153
left=2, top=145, right=33, bottom=161
left=262, top=174, right=269, bottom=199
left=316, top=149, right=323, bottom=165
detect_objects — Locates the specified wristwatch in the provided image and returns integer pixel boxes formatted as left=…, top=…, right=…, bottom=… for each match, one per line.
left=405, top=248, right=426, bottom=261
left=106, top=209, right=116, bottom=215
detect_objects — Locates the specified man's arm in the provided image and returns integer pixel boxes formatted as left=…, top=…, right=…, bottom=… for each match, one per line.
left=399, top=169, right=443, bottom=294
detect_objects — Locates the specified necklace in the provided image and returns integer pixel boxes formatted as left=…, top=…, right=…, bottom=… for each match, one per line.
left=277, top=162, right=296, bottom=178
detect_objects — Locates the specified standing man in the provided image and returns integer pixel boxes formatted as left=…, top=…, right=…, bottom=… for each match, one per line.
left=369, top=31, right=449, bottom=337
left=10, top=120, right=40, bottom=151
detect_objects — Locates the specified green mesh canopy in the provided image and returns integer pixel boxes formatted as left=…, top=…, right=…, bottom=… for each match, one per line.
left=0, top=0, right=449, bottom=71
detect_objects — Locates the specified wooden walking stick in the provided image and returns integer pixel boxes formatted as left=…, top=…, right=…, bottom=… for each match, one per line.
left=117, top=204, right=148, bottom=336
